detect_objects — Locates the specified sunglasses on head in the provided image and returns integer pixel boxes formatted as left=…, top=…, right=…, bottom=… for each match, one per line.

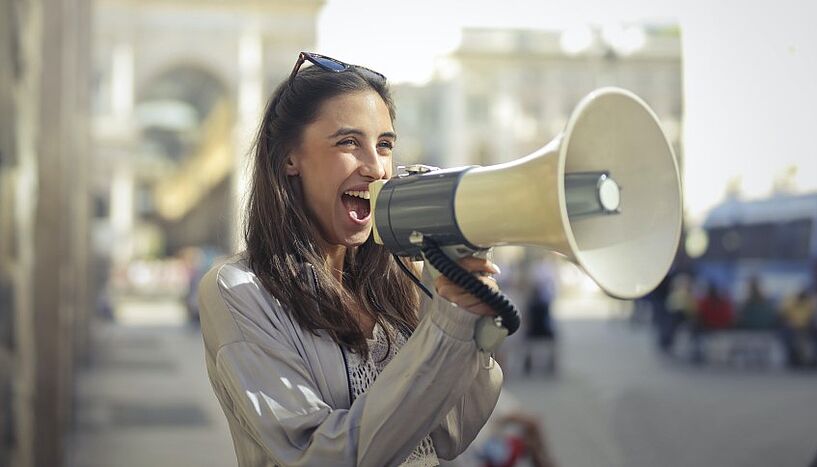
left=289, top=51, right=386, bottom=82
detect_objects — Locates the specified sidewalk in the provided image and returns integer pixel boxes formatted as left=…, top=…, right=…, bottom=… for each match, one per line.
left=65, top=300, right=817, bottom=467
left=66, top=315, right=236, bottom=467
left=503, top=319, right=817, bottom=467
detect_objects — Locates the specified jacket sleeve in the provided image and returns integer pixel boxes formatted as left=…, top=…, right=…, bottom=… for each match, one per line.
left=415, top=262, right=504, bottom=460
left=200, top=263, right=501, bottom=467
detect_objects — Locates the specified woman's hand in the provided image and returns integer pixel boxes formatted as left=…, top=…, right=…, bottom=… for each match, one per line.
left=433, top=256, right=501, bottom=316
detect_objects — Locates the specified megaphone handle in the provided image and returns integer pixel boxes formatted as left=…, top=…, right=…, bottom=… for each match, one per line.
left=419, top=237, right=521, bottom=336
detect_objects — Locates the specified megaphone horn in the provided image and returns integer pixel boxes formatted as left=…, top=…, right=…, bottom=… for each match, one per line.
left=370, top=86, right=683, bottom=301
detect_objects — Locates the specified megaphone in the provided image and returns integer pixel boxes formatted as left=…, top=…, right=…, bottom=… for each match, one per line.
left=370, top=86, right=682, bottom=306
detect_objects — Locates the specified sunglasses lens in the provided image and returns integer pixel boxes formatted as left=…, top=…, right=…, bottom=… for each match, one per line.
left=311, top=55, right=348, bottom=72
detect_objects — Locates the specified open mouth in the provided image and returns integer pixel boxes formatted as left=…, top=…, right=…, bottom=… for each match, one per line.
left=341, top=190, right=371, bottom=222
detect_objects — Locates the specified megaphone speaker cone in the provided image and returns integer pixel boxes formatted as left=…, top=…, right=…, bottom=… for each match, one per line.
left=455, top=87, right=682, bottom=299
left=560, top=87, right=682, bottom=299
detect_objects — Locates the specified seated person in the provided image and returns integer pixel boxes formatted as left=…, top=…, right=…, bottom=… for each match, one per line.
left=659, top=274, right=696, bottom=353
left=696, top=282, right=735, bottom=330
left=779, top=288, right=817, bottom=367
left=737, top=276, right=777, bottom=329
left=690, top=282, right=734, bottom=363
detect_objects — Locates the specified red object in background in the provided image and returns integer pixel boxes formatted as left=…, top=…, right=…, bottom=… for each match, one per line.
left=483, top=435, right=527, bottom=467
left=697, top=295, right=734, bottom=329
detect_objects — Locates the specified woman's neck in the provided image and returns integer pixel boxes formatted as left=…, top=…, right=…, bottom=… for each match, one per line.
left=320, top=242, right=347, bottom=282
left=317, top=241, right=373, bottom=337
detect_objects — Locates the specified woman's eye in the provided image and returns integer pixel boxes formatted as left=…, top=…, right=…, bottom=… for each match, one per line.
left=338, top=139, right=358, bottom=148
left=378, top=140, right=395, bottom=151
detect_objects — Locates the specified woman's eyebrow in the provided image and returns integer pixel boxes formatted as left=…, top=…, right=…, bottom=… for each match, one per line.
left=327, top=127, right=397, bottom=140
left=327, top=127, right=364, bottom=139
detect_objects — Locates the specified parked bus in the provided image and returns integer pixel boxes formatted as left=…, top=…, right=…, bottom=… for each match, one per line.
left=692, top=192, right=817, bottom=303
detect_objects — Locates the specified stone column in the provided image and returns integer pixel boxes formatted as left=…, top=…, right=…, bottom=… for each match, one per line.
left=231, top=25, right=264, bottom=252
left=11, top=1, right=45, bottom=464
left=6, top=0, right=92, bottom=465
left=31, top=0, right=69, bottom=463
left=0, top=1, right=19, bottom=465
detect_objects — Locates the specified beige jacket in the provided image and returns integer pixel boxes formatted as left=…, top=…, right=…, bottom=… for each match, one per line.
left=198, top=255, right=503, bottom=467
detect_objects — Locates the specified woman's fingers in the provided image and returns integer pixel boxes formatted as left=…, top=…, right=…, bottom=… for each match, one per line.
left=450, top=256, right=501, bottom=275
left=434, top=257, right=502, bottom=316
left=436, top=275, right=498, bottom=301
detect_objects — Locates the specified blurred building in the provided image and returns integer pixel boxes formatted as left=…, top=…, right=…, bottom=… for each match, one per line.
left=394, top=26, right=683, bottom=170
left=1, top=1, right=324, bottom=466
left=391, top=26, right=683, bottom=304
left=91, top=0, right=324, bottom=279
left=1, top=0, right=93, bottom=466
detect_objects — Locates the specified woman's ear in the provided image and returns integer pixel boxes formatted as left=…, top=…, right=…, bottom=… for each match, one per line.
left=285, top=153, right=300, bottom=176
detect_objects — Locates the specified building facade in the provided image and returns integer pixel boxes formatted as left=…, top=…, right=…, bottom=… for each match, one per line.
left=92, top=0, right=325, bottom=268
left=1, top=1, right=325, bottom=466
left=394, top=26, right=683, bottom=172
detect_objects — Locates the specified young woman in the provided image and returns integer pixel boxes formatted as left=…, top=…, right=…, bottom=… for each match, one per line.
left=198, top=52, right=504, bottom=467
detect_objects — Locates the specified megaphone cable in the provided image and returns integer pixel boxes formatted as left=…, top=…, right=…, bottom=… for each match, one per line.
left=419, top=237, right=521, bottom=335
left=392, top=254, right=434, bottom=299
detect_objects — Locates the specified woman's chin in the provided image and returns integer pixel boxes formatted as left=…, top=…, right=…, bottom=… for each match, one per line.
left=328, top=223, right=372, bottom=248
left=334, top=224, right=372, bottom=248
left=346, top=230, right=372, bottom=247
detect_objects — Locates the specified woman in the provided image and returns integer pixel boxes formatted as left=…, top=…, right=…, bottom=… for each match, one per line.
left=198, top=52, right=504, bottom=467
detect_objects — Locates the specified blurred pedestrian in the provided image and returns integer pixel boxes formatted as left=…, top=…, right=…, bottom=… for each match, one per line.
left=196, top=52, right=504, bottom=466
left=696, top=282, right=735, bottom=329
left=645, top=268, right=673, bottom=328
left=778, top=288, right=816, bottom=367
left=178, top=246, right=204, bottom=323
left=660, top=273, right=696, bottom=353
left=691, top=282, right=734, bottom=363
left=523, top=260, right=558, bottom=374
left=736, top=276, right=776, bottom=330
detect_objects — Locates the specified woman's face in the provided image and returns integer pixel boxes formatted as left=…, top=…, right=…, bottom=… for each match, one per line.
left=287, top=89, right=394, bottom=249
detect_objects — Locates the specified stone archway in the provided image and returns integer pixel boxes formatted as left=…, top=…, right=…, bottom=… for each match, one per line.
left=136, top=65, right=228, bottom=162
left=133, top=65, right=234, bottom=255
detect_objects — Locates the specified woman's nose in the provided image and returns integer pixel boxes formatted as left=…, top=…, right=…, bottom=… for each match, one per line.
left=359, top=146, right=386, bottom=179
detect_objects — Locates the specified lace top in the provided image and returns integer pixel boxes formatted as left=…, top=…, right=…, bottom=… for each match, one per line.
left=344, top=322, right=439, bottom=467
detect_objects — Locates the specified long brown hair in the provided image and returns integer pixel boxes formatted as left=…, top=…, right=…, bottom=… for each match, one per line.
left=245, top=65, right=420, bottom=356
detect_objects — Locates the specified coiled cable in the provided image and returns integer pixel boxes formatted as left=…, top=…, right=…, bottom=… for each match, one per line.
left=419, top=237, right=521, bottom=335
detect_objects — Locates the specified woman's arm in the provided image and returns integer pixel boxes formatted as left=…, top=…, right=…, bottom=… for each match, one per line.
left=415, top=263, right=504, bottom=460
left=429, top=342, right=503, bottom=459
left=200, top=261, right=498, bottom=467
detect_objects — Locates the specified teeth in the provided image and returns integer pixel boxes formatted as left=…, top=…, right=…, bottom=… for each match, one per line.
left=344, top=190, right=370, bottom=200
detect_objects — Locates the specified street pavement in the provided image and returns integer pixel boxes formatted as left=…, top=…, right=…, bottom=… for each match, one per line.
left=66, top=317, right=236, bottom=467
left=503, top=319, right=817, bottom=467
left=66, top=300, right=817, bottom=467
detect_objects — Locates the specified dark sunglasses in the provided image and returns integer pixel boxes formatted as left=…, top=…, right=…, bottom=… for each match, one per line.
left=288, top=51, right=386, bottom=82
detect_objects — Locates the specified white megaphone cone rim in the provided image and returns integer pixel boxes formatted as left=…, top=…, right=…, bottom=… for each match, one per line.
left=454, top=87, right=682, bottom=299
left=557, top=87, right=683, bottom=299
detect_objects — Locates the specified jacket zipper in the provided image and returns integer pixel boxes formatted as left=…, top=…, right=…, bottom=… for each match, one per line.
left=339, top=342, right=353, bottom=405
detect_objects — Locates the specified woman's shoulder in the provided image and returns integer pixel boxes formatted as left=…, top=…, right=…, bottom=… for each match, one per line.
left=200, top=252, right=253, bottom=287
left=198, top=253, right=262, bottom=312
left=197, top=252, right=288, bottom=350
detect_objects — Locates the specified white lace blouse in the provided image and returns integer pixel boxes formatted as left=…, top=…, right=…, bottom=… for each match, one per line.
left=344, top=322, right=439, bottom=467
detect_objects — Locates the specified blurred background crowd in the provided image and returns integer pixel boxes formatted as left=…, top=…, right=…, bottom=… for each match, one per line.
left=1, top=0, right=816, bottom=466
